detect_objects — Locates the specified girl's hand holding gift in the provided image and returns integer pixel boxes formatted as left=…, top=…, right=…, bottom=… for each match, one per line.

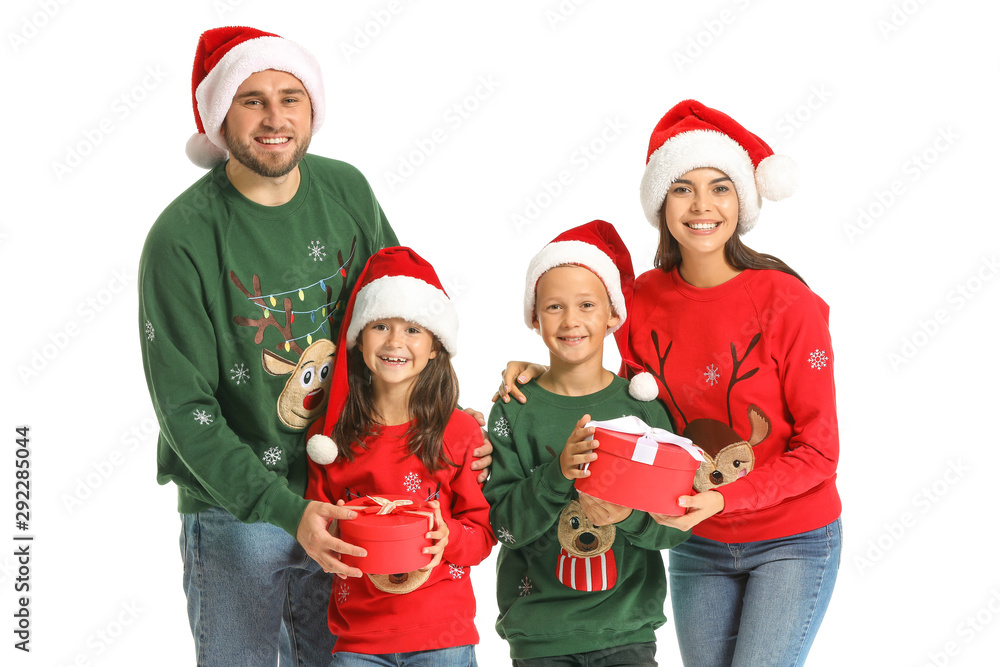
left=420, top=500, right=450, bottom=571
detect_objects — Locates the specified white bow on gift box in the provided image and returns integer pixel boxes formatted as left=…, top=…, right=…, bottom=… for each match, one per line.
left=583, top=415, right=705, bottom=468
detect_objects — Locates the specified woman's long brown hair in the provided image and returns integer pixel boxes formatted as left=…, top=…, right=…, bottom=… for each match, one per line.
left=332, top=340, right=458, bottom=472
left=653, top=203, right=807, bottom=285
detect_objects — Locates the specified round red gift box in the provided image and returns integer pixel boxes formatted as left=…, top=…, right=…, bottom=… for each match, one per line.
left=339, top=495, right=434, bottom=574
left=576, top=427, right=700, bottom=516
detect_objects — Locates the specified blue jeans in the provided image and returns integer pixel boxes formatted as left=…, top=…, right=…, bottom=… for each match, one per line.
left=181, top=507, right=336, bottom=666
left=329, top=645, right=477, bottom=666
left=668, top=519, right=841, bottom=667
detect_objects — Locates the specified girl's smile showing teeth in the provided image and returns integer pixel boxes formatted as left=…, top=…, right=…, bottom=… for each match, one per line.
left=378, top=355, right=409, bottom=365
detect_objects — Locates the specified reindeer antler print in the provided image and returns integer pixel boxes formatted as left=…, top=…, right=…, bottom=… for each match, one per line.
left=725, top=333, right=761, bottom=428
left=424, top=482, right=442, bottom=502
left=230, top=271, right=305, bottom=356
left=644, top=330, right=687, bottom=428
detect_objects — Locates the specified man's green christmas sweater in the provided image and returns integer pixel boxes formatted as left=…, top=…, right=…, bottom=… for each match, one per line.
left=139, top=154, right=397, bottom=536
left=484, top=376, right=690, bottom=660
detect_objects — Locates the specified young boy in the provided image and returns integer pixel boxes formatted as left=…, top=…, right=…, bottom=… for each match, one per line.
left=484, top=220, right=690, bottom=666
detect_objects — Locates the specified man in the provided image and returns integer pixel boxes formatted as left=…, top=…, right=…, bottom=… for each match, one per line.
left=139, top=26, right=489, bottom=665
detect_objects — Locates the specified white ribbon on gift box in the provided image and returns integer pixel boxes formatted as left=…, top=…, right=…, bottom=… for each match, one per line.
left=583, top=415, right=705, bottom=467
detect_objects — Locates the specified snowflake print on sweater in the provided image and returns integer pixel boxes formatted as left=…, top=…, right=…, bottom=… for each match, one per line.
left=493, top=416, right=510, bottom=438
left=308, top=240, right=327, bottom=261
left=449, top=564, right=465, bottom=579
left=193, top=409, right=213, bottom=425
left=335, top=581, right=350, bottom=605
left=144, top=321, right=155, bottom=342
left=518, top=577, right=533, bottom=597
left=704, top=363, right=720, bottom=385
left=808, top=349, right=829, bottom=370
left=497, top=526, right=516, bottom=544
left=262, top=447, right=282, bottom=466
left=230, top=363, right=250, bottom=385
left=403, top=472, right=422, bottom=493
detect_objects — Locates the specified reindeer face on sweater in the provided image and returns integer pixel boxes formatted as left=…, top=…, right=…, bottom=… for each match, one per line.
left=367, top=569, right=430, bottom=595
left=555, top=499, right=618, bottom=592
left=687, top=405, right=772, bottom=493
left=557, top=500, right=615, bottom=558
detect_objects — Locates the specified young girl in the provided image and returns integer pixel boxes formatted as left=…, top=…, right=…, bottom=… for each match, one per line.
left=306, top=246, right=496, bottom=666
left=502, top=100, right=841, bottom=667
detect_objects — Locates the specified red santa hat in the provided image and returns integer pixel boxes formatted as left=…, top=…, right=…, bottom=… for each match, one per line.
left=306, top=247, right=458, bottom=465
left=639, top=99, right=798, bottom=233
left=185, top=26, right=326, bottom=168
left=524, top=220, right=657, bottom=401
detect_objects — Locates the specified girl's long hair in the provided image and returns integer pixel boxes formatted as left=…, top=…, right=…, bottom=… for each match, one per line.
left=332, top=338, right=459, bottom=472
left=654, top=203, right=807, bottom=285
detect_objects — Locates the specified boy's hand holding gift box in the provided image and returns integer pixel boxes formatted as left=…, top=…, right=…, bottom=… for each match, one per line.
left=576, top=415, right=706, bottom=516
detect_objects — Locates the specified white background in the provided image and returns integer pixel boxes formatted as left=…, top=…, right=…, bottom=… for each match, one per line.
left=4, top=1, right=998, bottom=665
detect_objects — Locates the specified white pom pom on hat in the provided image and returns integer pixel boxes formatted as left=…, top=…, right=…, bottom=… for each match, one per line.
left=628, top=372, right=659, bottom=402
left=306, top=434, right=339, bottom=465
left=639, top=99, right=798, bottom=234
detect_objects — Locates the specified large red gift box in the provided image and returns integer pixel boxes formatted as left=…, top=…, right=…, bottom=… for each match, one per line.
left=339, top=495, right=434, bottom=574
left=576, top=416, right=705, bottom=516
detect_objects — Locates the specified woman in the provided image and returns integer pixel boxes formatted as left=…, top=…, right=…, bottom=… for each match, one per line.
left=501, top=100, right=841, bottom=667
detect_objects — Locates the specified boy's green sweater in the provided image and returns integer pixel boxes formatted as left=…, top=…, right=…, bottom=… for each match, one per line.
left=139, top=155, right=397, bottom=536
left=485, top=376, right=690, bottom=660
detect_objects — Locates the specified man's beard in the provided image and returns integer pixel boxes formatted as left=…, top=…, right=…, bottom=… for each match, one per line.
left=224, top=127, right=311, bottom=178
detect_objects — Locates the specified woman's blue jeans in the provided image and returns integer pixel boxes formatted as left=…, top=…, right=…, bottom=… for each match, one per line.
left=668, top=519, right=842, bottom=667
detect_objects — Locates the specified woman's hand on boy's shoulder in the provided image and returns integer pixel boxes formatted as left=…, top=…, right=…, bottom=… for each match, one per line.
left=493, top=361, right=547, bottom=404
